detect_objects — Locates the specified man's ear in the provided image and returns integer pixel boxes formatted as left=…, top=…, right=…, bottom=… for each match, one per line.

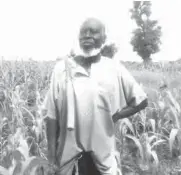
left=102, top=34, right=107, bottom=45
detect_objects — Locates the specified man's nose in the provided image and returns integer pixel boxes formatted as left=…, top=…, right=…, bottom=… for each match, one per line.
left=84, top=30, right=91, bottom=37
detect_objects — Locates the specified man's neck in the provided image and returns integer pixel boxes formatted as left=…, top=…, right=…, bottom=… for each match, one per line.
left=74, top=54, right=101, bottom=67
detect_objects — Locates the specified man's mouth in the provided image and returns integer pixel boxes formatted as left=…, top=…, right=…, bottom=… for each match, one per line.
left=83, top=42, right=93, bottom=46
left=81, top=39, right=94, bottom=45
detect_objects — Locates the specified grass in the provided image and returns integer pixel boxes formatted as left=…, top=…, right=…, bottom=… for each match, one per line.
left=0, top=58, right=181, bottom=174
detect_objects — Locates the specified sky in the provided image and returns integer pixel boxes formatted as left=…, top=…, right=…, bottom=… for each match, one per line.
left=0, top=0, right=181, bottom=62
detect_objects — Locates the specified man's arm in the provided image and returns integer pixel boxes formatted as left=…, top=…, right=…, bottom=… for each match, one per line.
left=112, top=98, right=148, bottom=123
left=42, top=70, right=59, bottom=166
left=46, top=118, right=57, bottom=164
left=113, top=62, right=148, bottom=123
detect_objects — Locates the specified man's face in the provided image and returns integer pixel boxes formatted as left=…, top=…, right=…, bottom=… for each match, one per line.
left=79, top=18, right=106, bottom=52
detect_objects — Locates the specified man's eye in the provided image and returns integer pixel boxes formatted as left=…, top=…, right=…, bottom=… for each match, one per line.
left=81, top=30, right=89, bottom=35
left=80, top=29, right=98, bottom=36
left=91, top=29, right=98, bottom=34
left=81, top=29, right=86, bottom=33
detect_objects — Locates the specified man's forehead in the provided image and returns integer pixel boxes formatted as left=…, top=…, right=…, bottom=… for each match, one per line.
left=80, top=18, right=105, bottom=31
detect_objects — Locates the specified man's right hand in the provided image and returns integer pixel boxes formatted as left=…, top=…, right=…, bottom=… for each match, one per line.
left=47, top=162, right=59, bottom=175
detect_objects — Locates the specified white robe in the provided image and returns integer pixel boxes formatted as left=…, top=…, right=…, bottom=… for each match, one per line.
left=43, top=56, right=147, bottom=175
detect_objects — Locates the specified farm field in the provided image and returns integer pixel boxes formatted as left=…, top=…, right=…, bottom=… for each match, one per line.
left=0, top=59, right=181, bottom=175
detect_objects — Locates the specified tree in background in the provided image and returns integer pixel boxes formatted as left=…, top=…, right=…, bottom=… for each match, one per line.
left=130, top=1, right=162, bottom=66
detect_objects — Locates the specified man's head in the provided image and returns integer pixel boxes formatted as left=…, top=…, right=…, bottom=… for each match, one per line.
left=79, top=18, right=106, bottom=53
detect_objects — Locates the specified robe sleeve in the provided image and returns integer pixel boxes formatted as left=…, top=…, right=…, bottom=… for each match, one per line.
left=42, top=61, right=65, bottom=120
left=118, top=63, right=147, bottom=107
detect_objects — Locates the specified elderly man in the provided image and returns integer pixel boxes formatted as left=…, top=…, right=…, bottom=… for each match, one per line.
left=44, top=18, right=148, bottom=175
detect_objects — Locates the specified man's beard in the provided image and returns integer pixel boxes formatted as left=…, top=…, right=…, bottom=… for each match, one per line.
left=72, top=45, right=104, bottom=58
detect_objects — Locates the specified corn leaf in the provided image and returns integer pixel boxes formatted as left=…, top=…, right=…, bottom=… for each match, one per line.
left=148, top=119, right=156, bottom=132
left=151, top=139, right=166, bottom=149
left=119, top=118, right=135, bottom=135
left=170, top=106, right=180, bottom=128
left=0, top=166, right=9, bottom=175
left=125, top=134, right=143, bottom=159
left=148, top=135, right=156, bottom=144
left=151, top=150, right=159, bottom=166
left=12, top=162, right=22, bottom=175
left=17, top=135, right=29, bottom=160
left=23, top=157, right=49, bottom=175
left=169, top=128, right=179, bottom=156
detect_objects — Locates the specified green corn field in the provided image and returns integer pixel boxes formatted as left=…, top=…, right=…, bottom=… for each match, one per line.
left=0, top=57, right=181, bottom=175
